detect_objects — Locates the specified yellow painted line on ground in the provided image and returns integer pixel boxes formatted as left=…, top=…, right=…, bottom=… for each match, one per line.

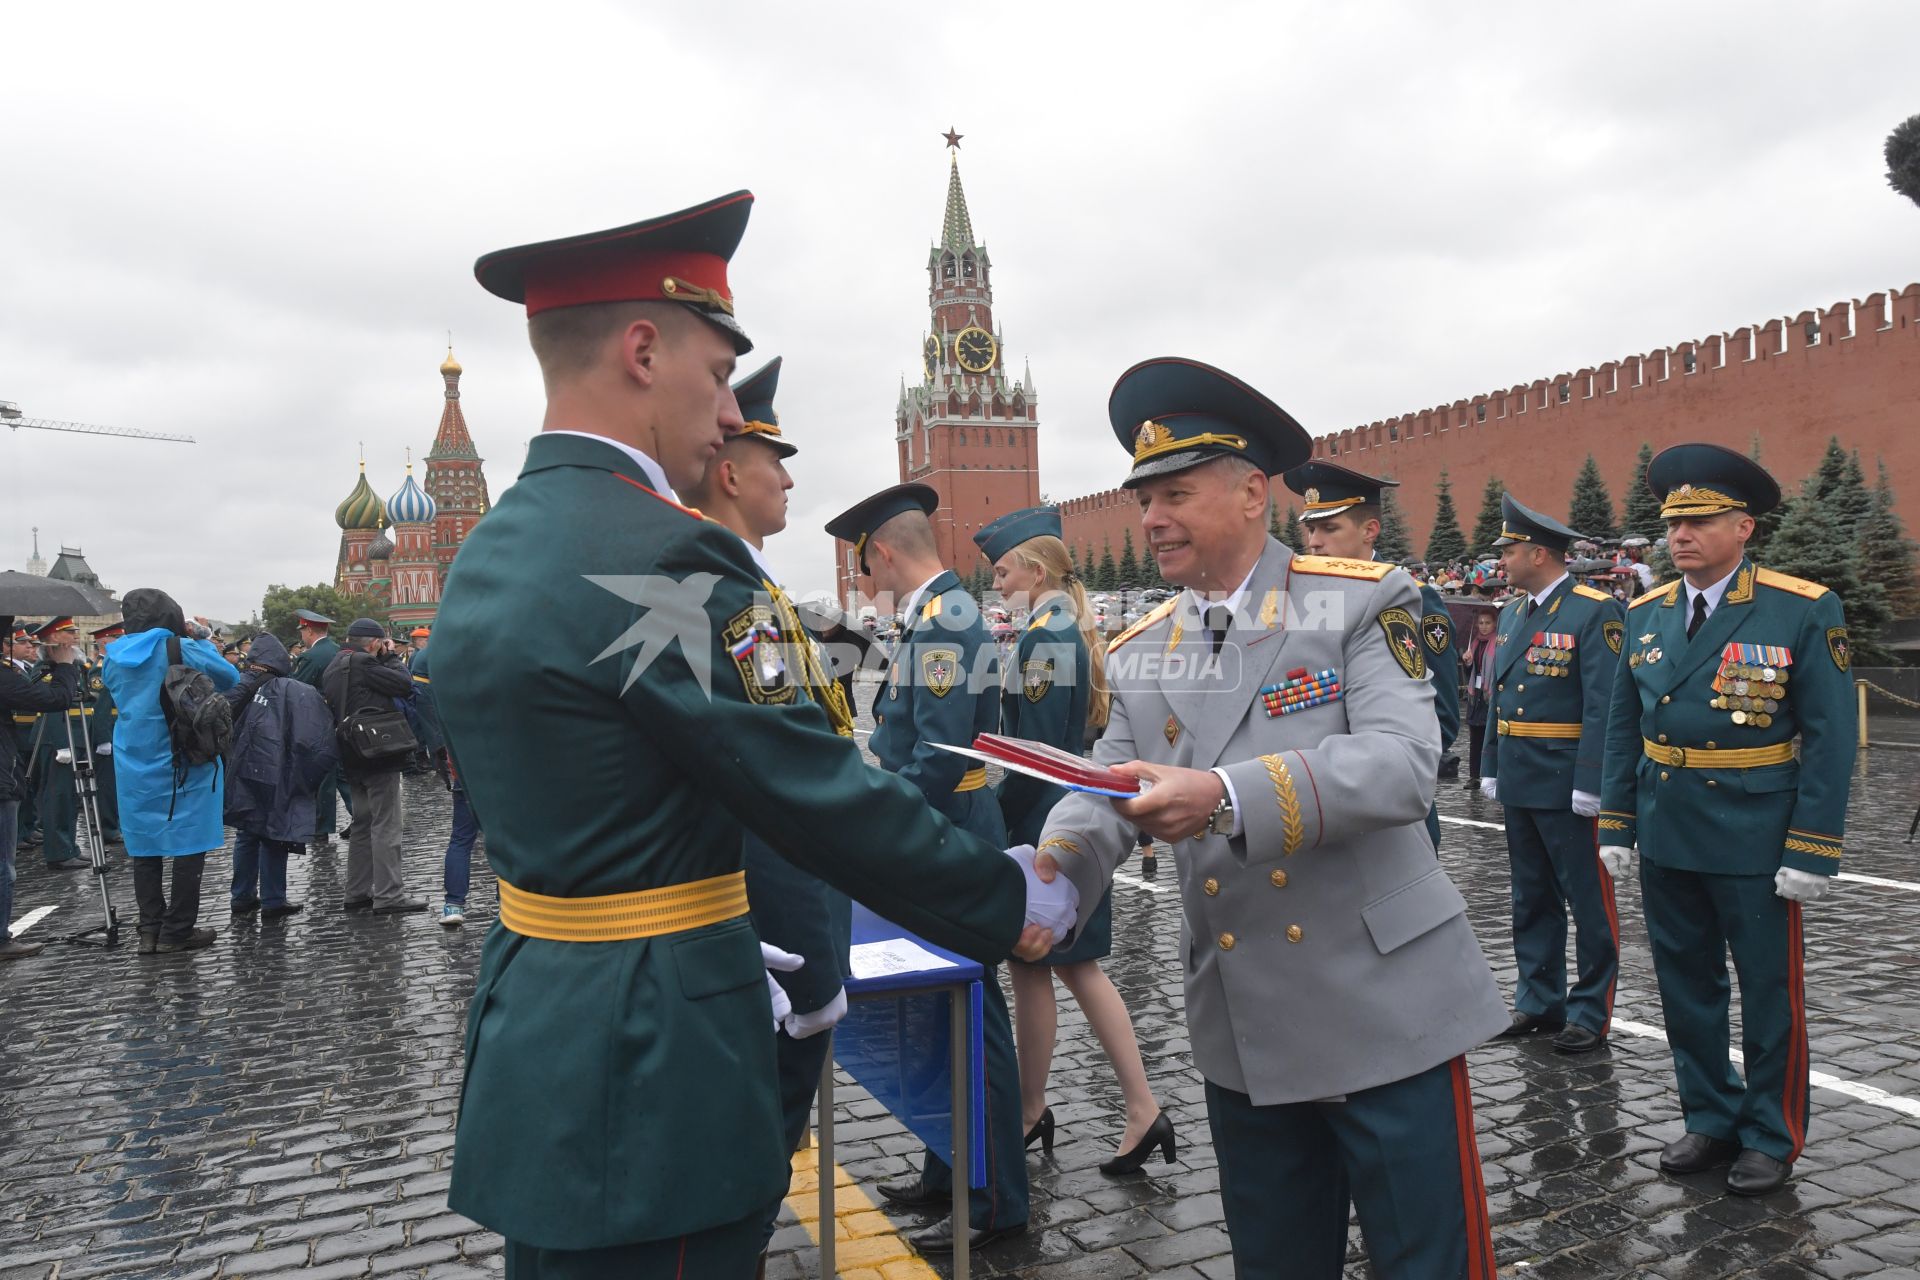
left=784, top=1139, right=939, bottom=1279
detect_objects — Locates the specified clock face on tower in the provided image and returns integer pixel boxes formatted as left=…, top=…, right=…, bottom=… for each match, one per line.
left=954, top=326, right=997, bottom=373
left=923, top=335, right=939, bottom=377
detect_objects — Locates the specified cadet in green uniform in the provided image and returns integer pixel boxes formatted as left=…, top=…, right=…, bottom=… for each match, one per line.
left=1599, top=443, right=1856, bottom=1196
left=683, top=357, right=859, bottom=1249
left=30, top=617, right=88, bottom=870
left=826, top=483, right=1029, bottom=1254
left=1284, top=462, right=1460, bottom=852
left=1481, top=495, right=1623, bottom=1054
left=9, top=627, right=41, bottom=848
left=87, top=622, right=123, bottom=843
left=975, top=505, right=1171, bottom=1174
left=434, top=193, right=1048, bottom=1279
left=289, top=609, right=348, bottom=841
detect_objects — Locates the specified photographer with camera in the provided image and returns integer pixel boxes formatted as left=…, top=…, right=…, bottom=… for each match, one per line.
left=321, top=620, right=423, bottom=914
left=0, top=616, right=81, bottom=959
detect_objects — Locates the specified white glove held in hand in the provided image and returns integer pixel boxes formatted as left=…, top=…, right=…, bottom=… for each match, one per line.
left=1774, top=867, right=1829, bottom=904
left=1006, top=844, right=1079, bottom=937
left=783, top=987, right=848, bottom=1040
left=1571, top=790, right=1601, bottom=819
left=760, top=941, right=804, bottom=1032
left=55, top=748, right=73, bottom=766
left=1480, top=777, right=1499, bottom=802
left=95, top=742, right=110, bottom=757
left=1598, top=845, right=1636, bottom=879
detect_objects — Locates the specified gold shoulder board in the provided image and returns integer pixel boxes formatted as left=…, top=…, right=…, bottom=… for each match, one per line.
left=1108, top=598, right=1178, bottom=654
left=1291, top=555, right=1393, bottom=582
left=1755, top=567, right=1830, bottom=600
left=1573, top=583, right=1613, bottom=602
left=1629, top=582, right=1680, bottom=610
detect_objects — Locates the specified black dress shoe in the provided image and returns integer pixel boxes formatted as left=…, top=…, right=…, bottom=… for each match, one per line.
left=1025, top=1107, right=1055, bottom=1154
left=372, top=897, right=429, bottom=914
left=156, top=927, right=218, bottom=953
left=342, top=897, right=374, bottom=912
left=230, top=897, right=261, bottom=916
left=49, top=857, right=90, bottom=870
left=1726, top=1149, right=1791, bottom=1196
left=1101, top=1111, right=1177, bottom=1176
left=907, top=1217, right=1026, bottom=1254
left=1494, top=1010, right=1565, bottom=1040
left=1659, top=1132, right=1741, bottom=1174
left=262, top=903, right=303, bottom=921
left=875, top=1177, right=946, bottom=1208
left=1551, top=1024, right=1606, bottom=1054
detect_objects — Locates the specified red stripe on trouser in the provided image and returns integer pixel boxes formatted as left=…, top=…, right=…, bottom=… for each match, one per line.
left=1589, top=816, right=1619, bottom=1032
left=1449, top=1056, right=1496, bottom=1280
left=673, top=1235, right=686, bottom=1279
left=1783, top=902, right=1808, bottom=1160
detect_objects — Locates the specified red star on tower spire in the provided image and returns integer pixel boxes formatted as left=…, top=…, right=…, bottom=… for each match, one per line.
left=942, top=126, right=963, bottom=150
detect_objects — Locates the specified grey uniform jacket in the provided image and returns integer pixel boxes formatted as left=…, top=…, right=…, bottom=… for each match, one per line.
left=1038, top=537, right=1507, bottom=1106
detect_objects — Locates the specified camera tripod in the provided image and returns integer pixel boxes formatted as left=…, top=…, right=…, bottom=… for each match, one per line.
left=25, top=680, right=120, bottom=947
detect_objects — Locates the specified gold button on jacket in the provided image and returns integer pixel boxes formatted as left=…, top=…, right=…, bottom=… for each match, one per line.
left=1269, top=870, right=1288, bottom=889
left=1218, top=932, right=1236, bottom=951
left=1286, top=925, right=1304, bottom=943
left=1203, top=878, right=1219, bottom=896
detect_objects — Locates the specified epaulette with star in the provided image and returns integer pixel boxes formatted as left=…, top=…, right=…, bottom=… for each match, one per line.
left=1755, top=567, right=1830, bottom=600
left=1107, top=598, right=1177, bottom=654
left=1291, top=555, right=1393, bottom=582
left=1573, top=583, right=1614, bottom=603
left=1630, top=582, right=1681, bottom=610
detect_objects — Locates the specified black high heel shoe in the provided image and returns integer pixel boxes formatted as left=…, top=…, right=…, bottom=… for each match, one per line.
left=1100, top=1112, right=1176, bottom=1176
left=1024, top=1107, right=1055, bottom=1154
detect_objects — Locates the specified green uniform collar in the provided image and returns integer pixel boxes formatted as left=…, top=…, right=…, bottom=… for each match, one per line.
left=520, top=432, right=660, bottom=490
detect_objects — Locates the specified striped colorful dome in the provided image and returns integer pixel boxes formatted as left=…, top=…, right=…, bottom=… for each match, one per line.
left=334, top=466, right=388, bottom=531
left=386, top=467, right=437, bottom=525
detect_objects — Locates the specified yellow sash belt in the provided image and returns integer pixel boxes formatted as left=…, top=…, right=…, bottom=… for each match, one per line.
left=1496, top=720, right=1582, bottom=739
left=498, top=871, right=748, bottom=942
left=1642, top=739, right=1795, bottom=769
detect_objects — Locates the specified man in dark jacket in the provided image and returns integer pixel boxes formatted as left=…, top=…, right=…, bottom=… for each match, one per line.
left=0, top=615, right=80, bottom=959
left=225, top=633, right=339, bottom=921
left=322, top=619, right=424, bottom=913
left=290, top=609, right=351, bottom=843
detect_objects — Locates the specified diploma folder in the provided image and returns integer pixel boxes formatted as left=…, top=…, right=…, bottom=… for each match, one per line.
left=931, top=733, right=1143, bottom=798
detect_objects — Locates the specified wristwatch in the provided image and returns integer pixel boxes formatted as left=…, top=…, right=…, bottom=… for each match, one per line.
left=1206, top=790, right=1235, bottom=837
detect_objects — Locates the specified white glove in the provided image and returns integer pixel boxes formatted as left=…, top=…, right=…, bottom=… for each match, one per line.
left=760, top=941, right=804, bottom=1032
left=95, top=742, right=110, bottom=757
left=1774, top=867, right=1830, bottom=903
left=1005, top=843, right=1079, bottom=937
left=1598, top=845, right=1636, bottom=879
left=783, top=987, right=848, bottom=1040
left=1479, top=777, right=1499, bottom=802
left=54, top=748, right=73, bottom=766
left=1571, top=791, right=1601, bottom=819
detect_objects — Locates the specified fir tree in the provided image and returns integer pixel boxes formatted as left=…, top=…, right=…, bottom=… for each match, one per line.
left=1809, top=437, right=1871, bottom=543
left=1888, top=111, right=1920, bottom=211
left=1097, top=539, right=1118, bottom=592
left=1766, top=473, right=1890, bottom=662
left=1745, top=435, right=1787, bottom=558
left=1568, top=455, right=1618, bottom=540
left=1375, top=480, right=1412, bottom=562
left=1277, top=504, right=1305, bottom=554
left=1470, top=474, right=1505, bottom=559
left=1118, top=529, right=1140, bottom=589
left=1426, top=471, right=1467, bottom=565
left=1621, top=442, right=1663, bottom=541
left=1863, top=458, right=1920, bottom=621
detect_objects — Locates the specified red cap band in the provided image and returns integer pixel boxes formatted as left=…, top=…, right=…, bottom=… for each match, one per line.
left=521, top=250, right=732, bottom=318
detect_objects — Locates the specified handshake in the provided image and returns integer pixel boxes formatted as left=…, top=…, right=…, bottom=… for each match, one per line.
left=1006, top=843, right=1080, bottom=962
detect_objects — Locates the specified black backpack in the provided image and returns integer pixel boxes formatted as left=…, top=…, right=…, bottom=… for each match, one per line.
left=161, top=635, right=233, bottom=812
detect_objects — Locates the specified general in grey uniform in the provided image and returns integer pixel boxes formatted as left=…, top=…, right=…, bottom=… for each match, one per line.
left=1032, top=357, right=1506, bottom=1280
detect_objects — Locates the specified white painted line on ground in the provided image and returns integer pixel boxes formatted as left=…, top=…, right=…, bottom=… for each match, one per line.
left=1613, top=1017, right=1920, bottom=1120
left=1113, top=870, right=1167, bottom=894
left=1443, top=815, right=1920, bottom=895
left=9, top=905, right=57, bottom=938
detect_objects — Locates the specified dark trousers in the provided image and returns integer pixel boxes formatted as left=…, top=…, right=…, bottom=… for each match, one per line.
left=232, top=831, right=296, bottom=909
left=1640, top=861, right=1808, bottom=1163
left=94, top=749, right=119, bottom=837
left=14, top=741, right=38, bottom=839
left=1504, top=806, right=1619, bottom=1034
left=1467, top=720, right=1488, bottom=780
left=1208, top=1058, right=1495, bottom=1279
left=505, top=1198, right=778, bottom=1280
left=34, top=747, right=76, bottom=865
left=1, top=799, right=17, bottom=942
left=132, top=854, right=206, bottom=942
left=917, top=970, right=1029, bottom=1231
left=345, top=770, right=406, bottom=907
left=444, top=788, right=479, bottom=903
left=313, top=765, right=354, bottom=836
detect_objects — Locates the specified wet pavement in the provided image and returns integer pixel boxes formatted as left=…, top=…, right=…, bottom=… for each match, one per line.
left=6, top=687, right=1920, bottom=1277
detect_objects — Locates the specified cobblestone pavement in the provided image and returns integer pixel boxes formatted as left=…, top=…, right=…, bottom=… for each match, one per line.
left=6, top=697, right=1920, bottom=1277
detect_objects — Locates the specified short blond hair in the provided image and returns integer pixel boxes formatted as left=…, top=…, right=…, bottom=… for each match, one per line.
left=527, top=300, right=691, bottom=384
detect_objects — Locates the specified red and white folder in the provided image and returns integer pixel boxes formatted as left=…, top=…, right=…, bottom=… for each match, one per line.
left=932, top=733, right=1143, bottom=798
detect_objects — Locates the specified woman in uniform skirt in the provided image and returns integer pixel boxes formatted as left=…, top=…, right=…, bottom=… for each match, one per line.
left=973, top=508, right=1174, bottom=1176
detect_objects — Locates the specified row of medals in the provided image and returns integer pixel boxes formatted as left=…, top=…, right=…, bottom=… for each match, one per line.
left=1525, top=645, right=1571, bottom=677
left=1711, top=661, right=1788, bottom=728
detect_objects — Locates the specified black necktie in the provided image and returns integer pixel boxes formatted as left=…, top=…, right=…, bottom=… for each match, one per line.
left=1206, top=604, right=1233, bottom=655
left=1687, top=593, right=1708, bottom=640
left=1525, top=597, right=1537, bottom=618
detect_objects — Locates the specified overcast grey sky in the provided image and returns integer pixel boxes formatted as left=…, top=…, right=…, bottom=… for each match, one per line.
left=3, top=2, right=1915, bottom=620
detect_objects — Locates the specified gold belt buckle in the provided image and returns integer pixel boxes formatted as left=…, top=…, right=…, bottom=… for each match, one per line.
left=1672, top=746, right=1687, bottom=767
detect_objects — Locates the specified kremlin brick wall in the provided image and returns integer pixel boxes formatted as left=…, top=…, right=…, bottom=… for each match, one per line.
left=1062, top=283, right=1919, bottom=566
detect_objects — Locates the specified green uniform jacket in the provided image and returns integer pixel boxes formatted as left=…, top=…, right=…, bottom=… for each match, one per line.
left=1600, top=561, right=1855, bottom=877
left=995, top=598, right=1090, bottom=846
left=290, top=636, right=338, bottom=689
left=1482, top=576, right=1624, bottom=810
left=430, top=434, right=1025, bottom=1251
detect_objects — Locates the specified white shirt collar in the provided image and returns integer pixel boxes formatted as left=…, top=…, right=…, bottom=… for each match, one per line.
left=1686, top=566, right=1740, bottom=619
left=1530, top=572, right=1570, bottom=608
left=902, top=571, right=947, bottom=622
left=543, top=430, right=678, bottom=502
left=1185, top=560, right=1259, bottom=623
left=742, top=539, right=778, bottom=584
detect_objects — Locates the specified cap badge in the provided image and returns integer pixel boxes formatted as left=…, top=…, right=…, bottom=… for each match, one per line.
left=1303, top=487, right=1321, bottom=504
left=1134, top=420, right=1173, bottom=460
